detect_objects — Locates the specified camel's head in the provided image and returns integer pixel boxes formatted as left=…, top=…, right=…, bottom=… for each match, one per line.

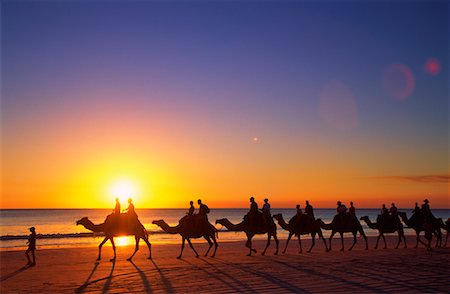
left=272, top=214, right=282, bottom=220
left=360, top=216, right=369, bottom=221
left=215, top=219, right=226, bottom=225
left=152, top=220, right=163, bottom=227
left=76, top=217, right=90, bottom=226
left=316, top=218, right=324, bottom=224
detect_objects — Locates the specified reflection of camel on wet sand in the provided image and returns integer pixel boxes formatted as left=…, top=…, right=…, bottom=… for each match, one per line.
left=317, top=215, right=368, bottom=251
left=152, top=216, right=218, bottom=258
left=273, top=213, right=327, bottom=253
left=360, top=215, right=406, bottom=249
left=216, top=217, right=279, bottom=256
left=76, top=214, right=151, bottom=261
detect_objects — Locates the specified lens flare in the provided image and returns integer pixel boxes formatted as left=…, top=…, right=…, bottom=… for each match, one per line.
left=381, top=63, right=415, bottom=101
left=424, top=58, right=441, bottom=75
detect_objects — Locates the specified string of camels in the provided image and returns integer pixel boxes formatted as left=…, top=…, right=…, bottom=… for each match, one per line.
left=76, top=200, right=449, bottom=261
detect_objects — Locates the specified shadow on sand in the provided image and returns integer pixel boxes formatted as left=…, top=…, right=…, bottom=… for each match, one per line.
left=150, top=259, right=174, bottom=292
left=0, top=265, right=31, bottom=282
left=75, top=261, right=115, bottom=294
left=129, top=260, right=152, bottom=293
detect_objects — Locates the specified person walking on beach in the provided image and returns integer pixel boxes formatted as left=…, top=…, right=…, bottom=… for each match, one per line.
left=26, top=227, right=36, bottom=266
left=114, top=198, right=121, bottom=214
left=188, top=200, right=195, bottom=216
left=305, top=200, right=315, bottom=220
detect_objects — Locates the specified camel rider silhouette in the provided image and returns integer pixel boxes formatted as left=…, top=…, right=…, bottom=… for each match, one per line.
left=421, top=199, right=435, bottom=224
left=305, top=201, right=315, bottom=220
left=336, top=201, right=347, bottom=227
left=188, top=201, right=195, bottom=216
left=410, top=202, right=422, bottom=227
left=114, top=198, right=121, bottom=214
left=248, top=197, right=259, bottom=229
left=348, top=201, right=357, bottom=221
left=293, top=204, right=303, bottom=231
left=261, top=198, right=271, bottom=226
left=390, top=203, right=400, bottom=225
left=123, top=198, right=138, bottom=229
left=196, top=199, right=210, bottom=227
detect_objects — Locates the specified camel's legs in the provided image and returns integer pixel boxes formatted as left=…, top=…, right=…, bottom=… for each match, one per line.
left=97, top=237, right=109, bottom=261
left=414, top=231, right=422, bottom=248
left=381, top=234, right=387, bottom=249
left=211, top=235, right=218, bottom=257
left=318, top=230, right=328, bottom=251
left=307, top=232, right=315, bottom=253
left=435, top=231, right=442, bottom=248
left=177, top=237, right=186, bottom=259
left=273, top=233, right=279, bottom=255
left=395, top=231, right=401, bottom=249
left=348, top=232, right=357, bottom=251
left=328, top=231, right=336, bottom=251
left=110, top=238, right=116, bottom=261
left=143, top=237, right=152, bottom=259
left=444, top=232, right=449, bottom=247
left=283, top=232, right=293, bottom=254
left=340, top=232, right=345, bottom=251
left=401, top=230, right=407, bottom=248
left=298, top=235, right=303, bottom=253
left=204, top=235, right=213, bottom=256
left=187, top=238, right=199, bottom=258
left=360, top=228, right=369, bottom=250
left=127, top=236, right=140, bottom=261
left=261, top=234, right=271, bottom=256
left=375, top=234, right=381, bottom=249
left=245, top=235, right=257, bottom=256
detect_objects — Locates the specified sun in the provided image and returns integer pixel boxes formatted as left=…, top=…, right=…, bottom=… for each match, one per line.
left=109, top=179, right=139, bottom=205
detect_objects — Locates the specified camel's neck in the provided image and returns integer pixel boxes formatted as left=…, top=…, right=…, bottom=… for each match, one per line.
left=276, top=217, right=290, bottom=231
left=400, top=213, right=410, bottom=225
left=156, top=221, right=180, bottom=234
left=362, top=217, right=378, bottom=229
left=318, top=220, right=333, bottom=230
left=82, top=220, right=105, bottom=232
left=221, top=219, right=244, bottom=231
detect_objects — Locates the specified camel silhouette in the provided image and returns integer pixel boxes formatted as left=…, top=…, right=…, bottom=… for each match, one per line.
left=152, top=217, right=218, bottom=258
left=360, top=215, right=406, bottom=249
left=398, top=212, right=442, bottom=248
left=216, top=217, right=278, bottom=256
left=438, top=218, right=449, bottom=247
left=316, top=215, right=368, bottom=251
left=76, top=214, right=151, bottom=261
left=273, top=213, right=327, bottom=254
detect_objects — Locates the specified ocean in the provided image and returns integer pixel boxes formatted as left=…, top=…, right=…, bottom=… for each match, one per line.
left=1, top=208, right=449, bottom=250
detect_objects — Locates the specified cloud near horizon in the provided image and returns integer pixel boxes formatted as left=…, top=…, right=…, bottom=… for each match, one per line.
left=375, top=174, right=450, bottom=183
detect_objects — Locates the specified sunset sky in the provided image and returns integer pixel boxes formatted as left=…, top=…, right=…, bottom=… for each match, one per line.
left=1, top=1, right=448, bottom=209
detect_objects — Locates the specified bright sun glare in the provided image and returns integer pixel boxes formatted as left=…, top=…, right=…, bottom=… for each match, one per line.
left=109, top=180, right=138, bottom=204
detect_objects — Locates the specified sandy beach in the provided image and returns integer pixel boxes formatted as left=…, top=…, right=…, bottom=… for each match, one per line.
left=1, top=235, right=449, bottom=293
